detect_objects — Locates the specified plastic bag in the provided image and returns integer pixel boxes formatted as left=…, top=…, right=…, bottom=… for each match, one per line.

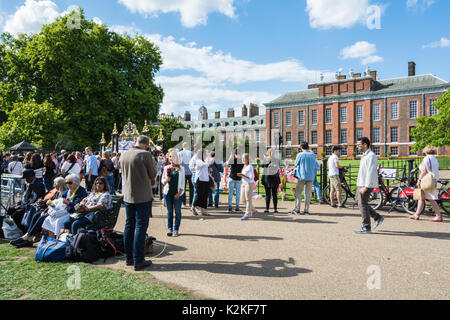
left=47, top=198, right=68, bottom=219
left=2, top=218, right=23, bottom=239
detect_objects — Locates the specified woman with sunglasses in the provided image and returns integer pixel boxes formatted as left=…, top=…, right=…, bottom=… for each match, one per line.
left=162, top=150, right=185, bottom=237
left=42, top=174, right=87, bottom=238
left=62, top=176, right=112, bottom=235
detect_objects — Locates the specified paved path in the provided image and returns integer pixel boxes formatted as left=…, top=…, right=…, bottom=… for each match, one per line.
left=99, top=192, right=450, bottom=300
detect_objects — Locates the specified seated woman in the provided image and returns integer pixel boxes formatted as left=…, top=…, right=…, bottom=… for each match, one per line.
left=42, top=174, right=87, bottom=238
left=10, top=177, right=68, bottom=248
left=62, top=176, right=113, bottom=235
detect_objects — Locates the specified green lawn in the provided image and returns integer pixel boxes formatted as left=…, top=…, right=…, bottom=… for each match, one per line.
left=0, top=243, right=195, bottom=300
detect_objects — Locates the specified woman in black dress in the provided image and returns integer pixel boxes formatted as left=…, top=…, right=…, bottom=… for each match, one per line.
left=261, top=148, right=281, bottom=214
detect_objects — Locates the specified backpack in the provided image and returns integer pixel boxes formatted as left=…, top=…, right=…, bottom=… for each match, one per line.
left=254, top=168, right=259, bottom=182
left=97, top=228, right=120, bottom=262
left=35, top=236, right=69, bottom=263
left=71, top=230, right=101, bottom=263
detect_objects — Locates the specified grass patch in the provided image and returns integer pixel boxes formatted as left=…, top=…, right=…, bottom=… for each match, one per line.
left=0, top=244, right=196, bottom=300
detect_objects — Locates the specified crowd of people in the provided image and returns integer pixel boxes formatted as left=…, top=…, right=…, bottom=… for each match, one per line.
left=1, top=135, right=445, bottom=271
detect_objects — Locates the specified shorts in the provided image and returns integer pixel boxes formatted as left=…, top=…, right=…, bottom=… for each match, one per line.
left=329, top=175, right=342, bottom=191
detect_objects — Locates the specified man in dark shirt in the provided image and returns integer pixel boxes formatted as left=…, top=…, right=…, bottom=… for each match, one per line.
left=226, top=150, right=244, bottom=213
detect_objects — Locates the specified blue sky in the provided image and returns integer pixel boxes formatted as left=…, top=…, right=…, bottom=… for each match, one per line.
left=0, top=0, right=449, bottom=116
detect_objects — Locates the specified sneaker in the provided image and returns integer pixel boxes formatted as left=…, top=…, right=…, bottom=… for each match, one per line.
left=241, top=215, right=249, bottom=221
left=228, top=206, right=233, bottom=213
left=264, top=210, right=270, bottom=214
left=274, top=210, right=279, bottom=214
left=289, top=210, right=299, bottom=215
left=374, top=216, right=384, bottom=230
left=338, top=204, right=346, bottom=209
left=172, top=230, right=179, bottom=237
left=235, top=207, right=242, bottom=213
left=303, top=211, right=309, bottom=216
left=354, top=227, right=372, bottom=234
left=167, top=230, right=173, bottom=236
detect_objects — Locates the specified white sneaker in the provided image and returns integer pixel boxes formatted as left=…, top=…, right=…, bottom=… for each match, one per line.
left=172, top=230, right=179, bottom=237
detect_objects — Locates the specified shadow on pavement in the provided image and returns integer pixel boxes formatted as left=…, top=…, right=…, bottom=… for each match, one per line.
left=149, top=257, right=312, bottom=278
left=180, top=233, right=283, bottom=241
left=376, top=230, right=450, bottom=240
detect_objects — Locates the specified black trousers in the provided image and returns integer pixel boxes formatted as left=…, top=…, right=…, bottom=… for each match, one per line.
left=184, top=175, right=194, bottom=206
left=9, top=207, right=26, bottom=233
left=193, top=180, right=209, bottom=209
left=264, top=186, right=279, bottom=210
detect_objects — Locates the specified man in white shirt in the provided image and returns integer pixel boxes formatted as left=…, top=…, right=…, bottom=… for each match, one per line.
left=328, top=146, right=344, bottom=208
left=355, top=137, right=384, bottom=234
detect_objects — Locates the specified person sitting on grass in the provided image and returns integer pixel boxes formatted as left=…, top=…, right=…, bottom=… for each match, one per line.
left=10, top=177, right=68, bottom=248
left=61, top=176, right=112, bottom=235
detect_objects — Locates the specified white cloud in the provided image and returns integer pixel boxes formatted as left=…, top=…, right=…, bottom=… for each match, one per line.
left=117, top=0, right=236, bottom=28
left=145, top=33, right=332, bottom=84
left=407, top=0, right=435, bottom=9
left=341, top=41, right=383, bottom=65
left=422, top=37, right=450, bottom=49
left=3, top=0, right=61, bottom=34
left=92, top=17, right=103, bottom=25
left=306, top=0, right=379, bottom=29
left=109, top=24, right=142, bottom=35
left=341, top=41, right=377, bottom=59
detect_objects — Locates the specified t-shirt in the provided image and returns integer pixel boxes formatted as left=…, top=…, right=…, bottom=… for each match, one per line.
left=8, top=161, right=23, bottom=175
left=61, top=162, right=81, bottom=175
left=241, top=164, right=255, bottom=184
left=328, top=154, right=340, bottom=177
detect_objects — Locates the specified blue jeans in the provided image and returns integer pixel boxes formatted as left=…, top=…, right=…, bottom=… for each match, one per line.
left=164, top=194, right=182, bottom=232
left=228, top=179, right=241, bottom=207
left=107, top=175, right=116, bottom=195
left=123, top=201, right=152, bottom=265
left=313, top=177, right=322, bottom=200
left=191, top=179, right=198, bottom=205
left=64, top=217, right=91, bottom=235
left=43, top=176, right=54, bottom=192
left=208, top=182, right=220, bottom=206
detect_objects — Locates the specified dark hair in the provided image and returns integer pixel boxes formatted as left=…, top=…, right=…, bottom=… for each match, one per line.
left=30, top=153, right=44, bottom=169
left=67, top=154, right=77, bottom=164
left=93, top=176, right=110, bottom=193
left=43, top=154, right=53, bottom=167
left=301, top=141, right=309, bottom=150
left=358, top=137, right=371, bottom=148
left=332, top=146, right=341, bottom=152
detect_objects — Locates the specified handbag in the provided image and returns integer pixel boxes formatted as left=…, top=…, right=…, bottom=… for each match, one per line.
left=35, top=235, right=69, bottom=263
left=421, top=157, right=437, bottom=191
left=209, top=174, right=216, bottom=191
left=413, top=188, right=425, bottom=201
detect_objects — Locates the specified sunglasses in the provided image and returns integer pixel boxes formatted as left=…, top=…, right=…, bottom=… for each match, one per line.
left=95, top=182, right=104, bottom=185
left=66, top=181, right=73, bottom=185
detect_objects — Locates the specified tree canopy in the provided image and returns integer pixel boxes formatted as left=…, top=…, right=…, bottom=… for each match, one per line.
left=412, top=89, right=450, bottom=151
left=0, top=9, right=164, bottom=150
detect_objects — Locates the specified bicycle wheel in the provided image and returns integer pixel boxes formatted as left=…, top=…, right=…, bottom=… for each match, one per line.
left=389, top=187, right=408, bottom=212
left=399, top=187, right=417, bottom=214
left=367, top=188, right=384, bottom=210
left=323, top=184, right=348, bottom=206
left=439, top=188, right=450, bottom=215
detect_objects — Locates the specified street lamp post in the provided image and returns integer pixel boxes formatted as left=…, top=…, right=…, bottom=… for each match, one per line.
left=99, top=132, right=106, bottom=154
left=111, top=123, right=119, bottom=153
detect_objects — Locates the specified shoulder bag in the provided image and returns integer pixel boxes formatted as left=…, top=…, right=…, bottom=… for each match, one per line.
left=421, top=157, right=437, bottom=191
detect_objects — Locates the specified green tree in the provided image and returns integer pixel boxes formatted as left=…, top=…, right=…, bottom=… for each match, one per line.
left=0, top=9, right=163, bottom=149
left=412, top=90, right=450, bottom=150
left=147, top=116, right=187, bottom=152
left=0, top=101, right=64, bottom=150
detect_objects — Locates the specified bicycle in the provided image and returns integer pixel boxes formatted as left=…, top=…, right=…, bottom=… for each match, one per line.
left=378, top=167, right=419, bottom=214
left=415, top=179, right=450, bottom=216
left=323, top=167, right=383, bottom=210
